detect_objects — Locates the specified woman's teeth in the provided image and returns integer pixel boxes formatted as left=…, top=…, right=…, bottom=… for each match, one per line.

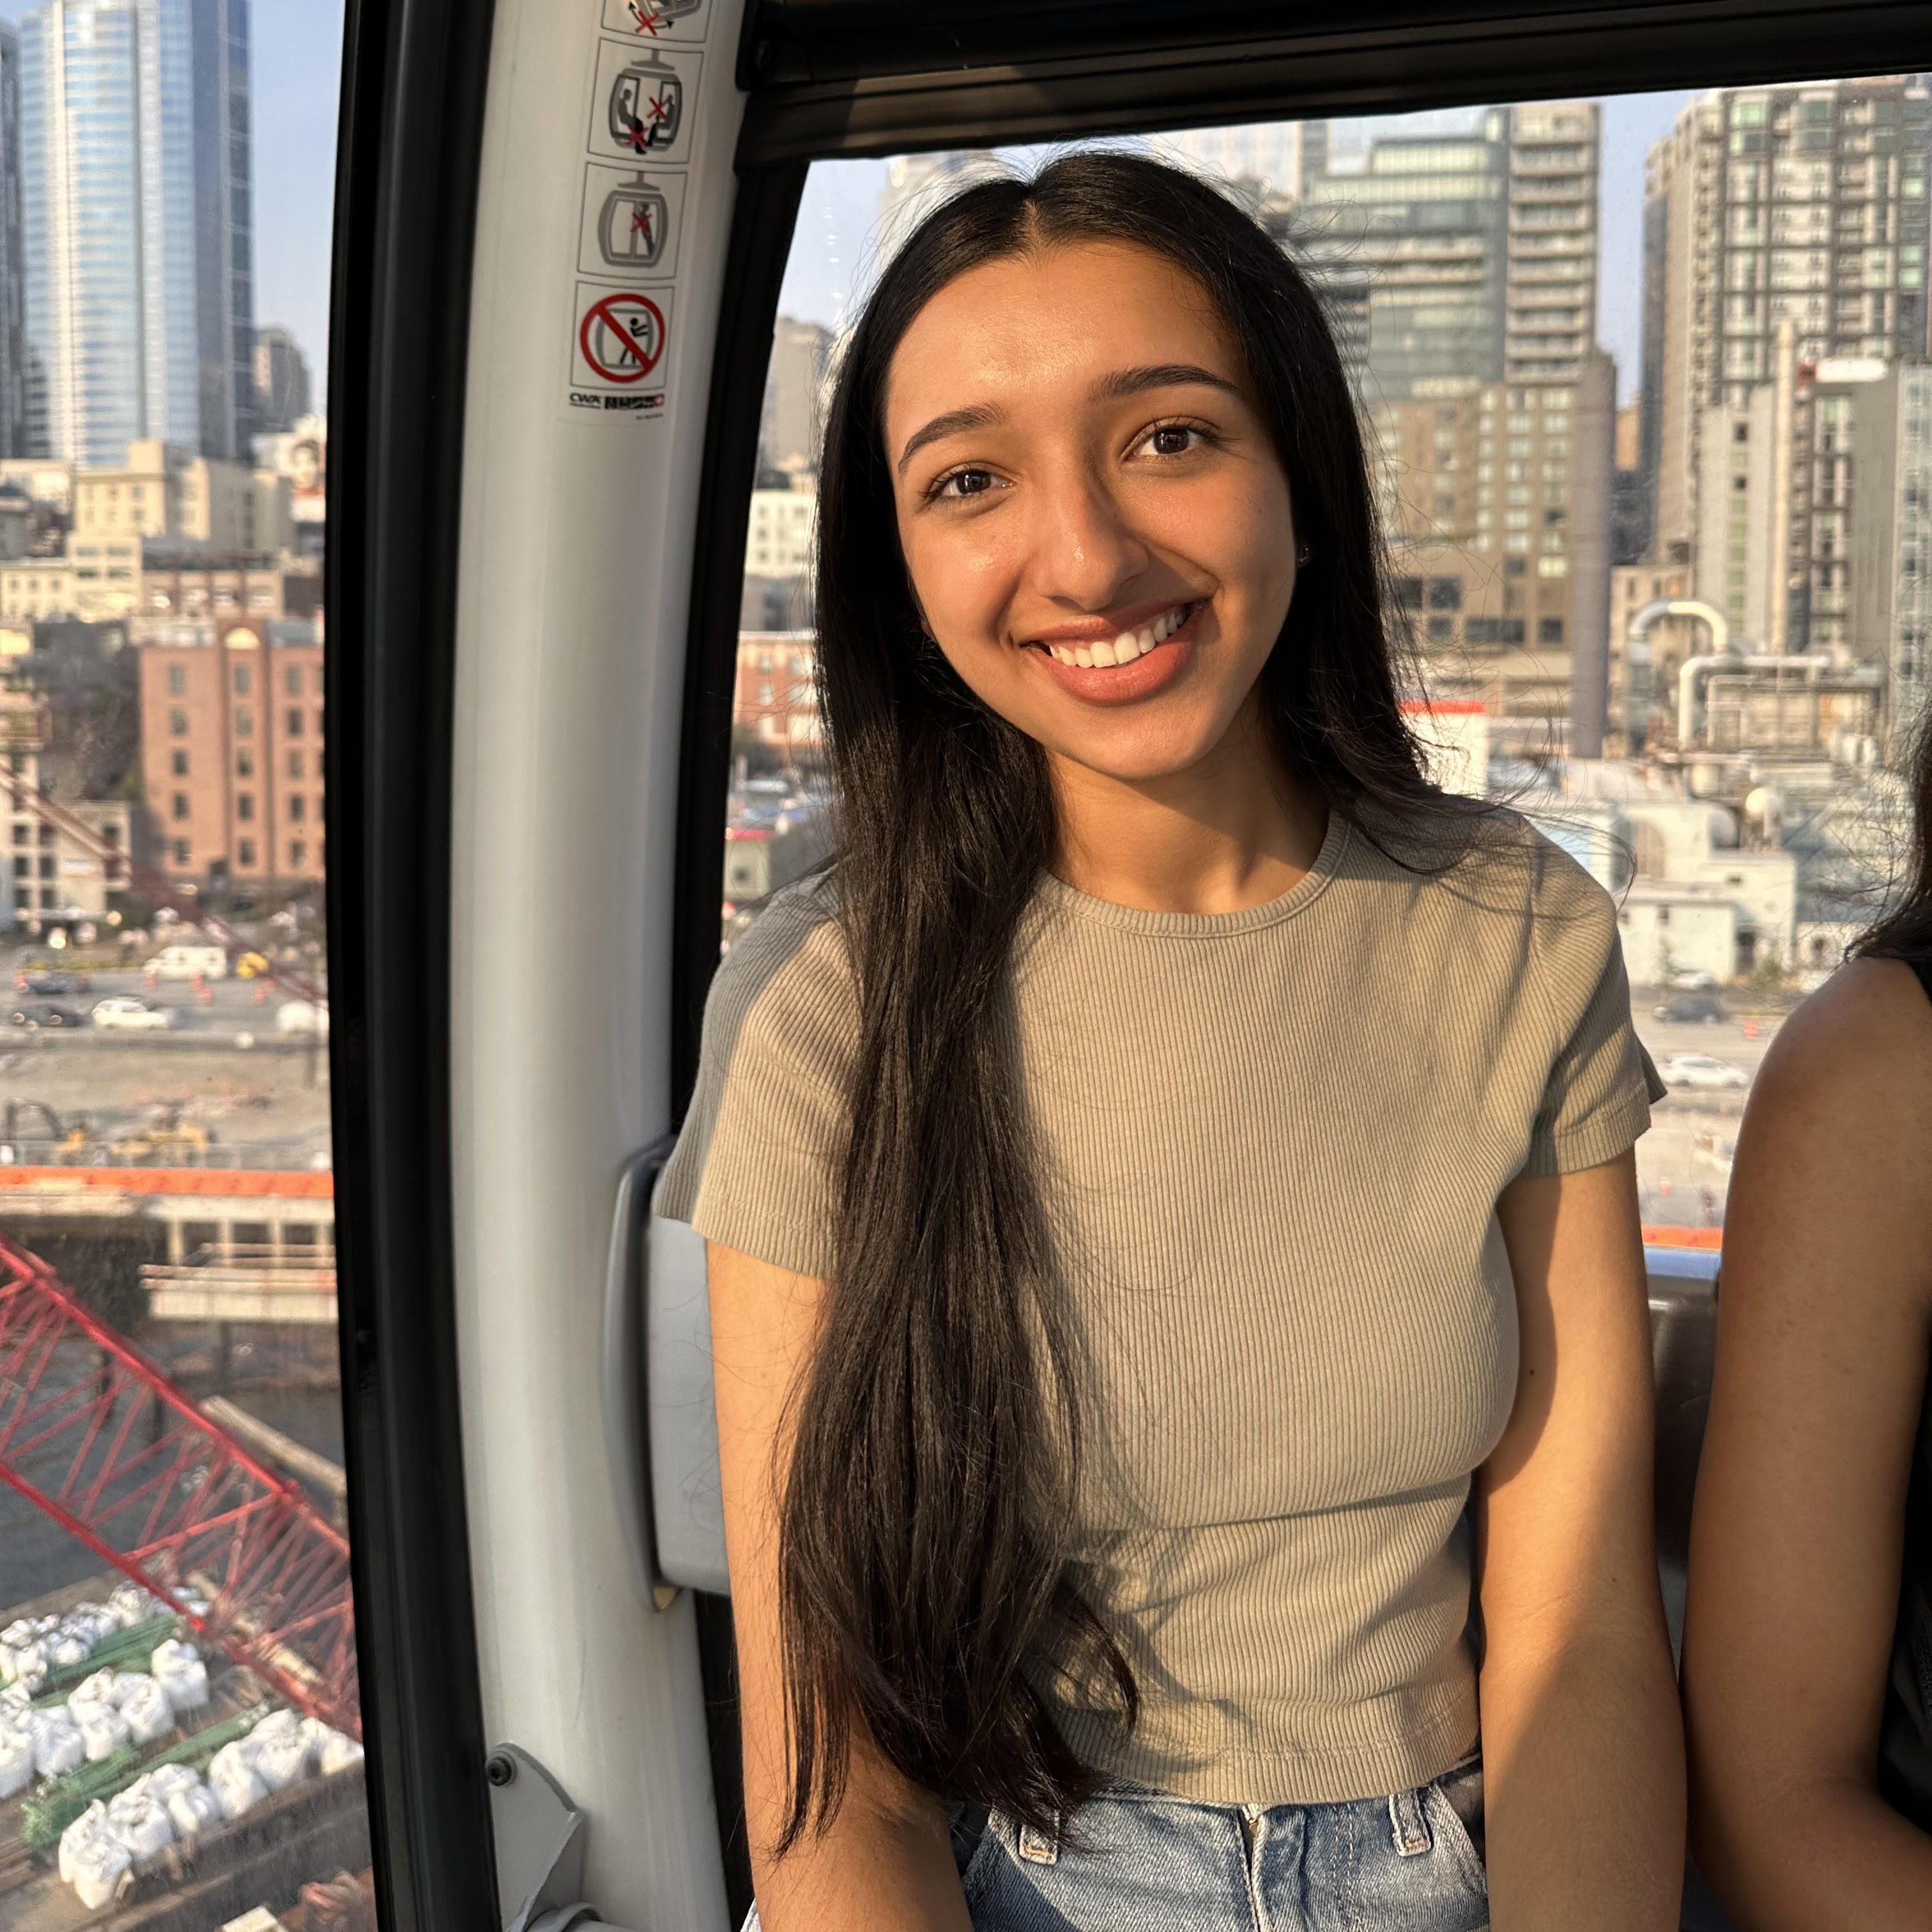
left=1046, top=602, right=1190, bottom=668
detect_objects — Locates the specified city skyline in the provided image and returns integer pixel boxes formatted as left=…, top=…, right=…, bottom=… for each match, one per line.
left=0, top=0, right=337, bottom=416
left=777, top=89, right=1696, bottom=408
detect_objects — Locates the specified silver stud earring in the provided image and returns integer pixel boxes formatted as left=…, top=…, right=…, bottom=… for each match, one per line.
left=1296, top=544, right=1312, bottom=565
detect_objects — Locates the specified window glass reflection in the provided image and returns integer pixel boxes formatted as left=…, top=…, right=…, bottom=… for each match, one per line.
left=0, top=0, right=364, bottom=1923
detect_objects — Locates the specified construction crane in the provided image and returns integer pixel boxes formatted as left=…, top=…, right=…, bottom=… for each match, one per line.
left=0, top=1230, right=360, bottom=1738
left=0, top=763, right=328, bottom=1012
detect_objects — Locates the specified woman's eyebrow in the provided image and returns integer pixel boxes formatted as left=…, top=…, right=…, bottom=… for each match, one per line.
left=896, top=402, right=1006, bottom=477
left=1094, top=362, right=1243, bottom=402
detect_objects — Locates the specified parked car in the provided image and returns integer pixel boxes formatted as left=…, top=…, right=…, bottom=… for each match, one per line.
left=275, top=999, right=330, bottom=1039
left=22, top=970, right=91, bottom=995
left=1664, top=965, right=1720, bottom=990
left=144, top=943, right=229, bottom=981
left=91, top=996, right=174, bottom=1031
left=1653, top=994, right=1725, bottom=1024
left=1658, top=1052, right=1750, bottom=1091
left=8, top=1001, right=86, bottom=1029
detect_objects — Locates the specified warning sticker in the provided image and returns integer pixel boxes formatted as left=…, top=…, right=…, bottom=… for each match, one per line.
left=569, top=283, right=673, bottom=418
left=577, top=161, right=686, bottom=282
left=600, top=0, right=710, bottom=43
left=588, top=42, right=701, bottom=169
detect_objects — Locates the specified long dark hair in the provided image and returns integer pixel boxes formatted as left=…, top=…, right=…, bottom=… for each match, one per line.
left=1854, top=703, right=1932, bottom=967
left=774, top=150, right=1481, bottom=1850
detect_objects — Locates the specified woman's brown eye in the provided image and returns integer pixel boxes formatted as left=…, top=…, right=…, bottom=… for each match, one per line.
left=1151, top=426, right=1192, bottom=456
left=950, top=469, right=993, bottom=496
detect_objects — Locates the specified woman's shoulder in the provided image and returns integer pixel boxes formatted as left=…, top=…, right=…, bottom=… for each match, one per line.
left=1751, top=955, right=1932, bottom=1126
left=1358, top=801, right=1616, bottom=931
left=703, top=872, right=858, bottom=1071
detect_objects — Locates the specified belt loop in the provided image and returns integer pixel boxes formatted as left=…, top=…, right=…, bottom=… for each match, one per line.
left=1017, top=1811, right=1061, bottom=1865
left=1388, top=1788, right=1432, bottom=1857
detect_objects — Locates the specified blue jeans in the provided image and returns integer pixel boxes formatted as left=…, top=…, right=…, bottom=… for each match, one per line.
left=745, top=1754, right=1487, bottom=1931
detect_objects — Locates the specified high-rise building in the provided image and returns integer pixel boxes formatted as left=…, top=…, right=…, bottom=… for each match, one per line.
left=1369, top=356, right=1615, bottom=755
left=1158, top=122, right=1307, bottom=203
left=1501, top=102, right=1599, bottom=388
left=1646, top=77, right=1931, bottom=562
left=192, top=0, right=256, bottom=459
left=0, top=27, right=27, bottom=459
left=1275, top=102, right=1598, bottom=404
left=759, top=318, right=831, bottom=477
left=20, top=0, right=255, bottom=467
left=252, top=325, right=309, bottom=434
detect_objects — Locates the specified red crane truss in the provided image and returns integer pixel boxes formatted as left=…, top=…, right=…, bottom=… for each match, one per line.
left=0, top=764, right=328, bottom=1011
left=0, top=1231, right=360, bottom=1738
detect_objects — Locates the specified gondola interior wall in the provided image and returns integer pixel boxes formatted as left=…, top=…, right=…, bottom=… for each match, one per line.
left=447, top=0, right=749, bottom=1923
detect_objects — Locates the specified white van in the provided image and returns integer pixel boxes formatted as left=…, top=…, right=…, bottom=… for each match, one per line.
left=145, top=944, right=229, bottom=981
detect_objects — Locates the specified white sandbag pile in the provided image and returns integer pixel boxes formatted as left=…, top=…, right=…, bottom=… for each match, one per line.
left=108, top=1581, right=168, bottom=1628
left=0, top=1699, right=31, bottom=1798
left=68, top=1666, right=176, bottom=1749
left=119, top=1762, right=223, bottom=1843
left=206, top=1737, right=268, bottom=1820
left=150, top=1638, right=210, bottom=1714
left=75, top=1699, right=130, bottom=1762
left=122, top=1676, right=175, bottom=1744
left=249, top=1710, right=310, bottom=1793
left=105, top=1787, right=173, bottom=1862
left=57, top=1802, right=135, bottom=1912
left=165, top=1773, right=223, bottom=1837
left=300, top=1714, right=365, bottom=1776
left=0, top=1614, right=58, bottom=1693
left=52, top=1763, right=233, bottom=1908
left=1, top=1596, right=158, bottom=1694
left=203, top=1708, right=360, bottom=1818
left=27, top=1706, right=84, bottom=1778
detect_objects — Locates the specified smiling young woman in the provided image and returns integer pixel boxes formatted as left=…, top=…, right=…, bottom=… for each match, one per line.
left=656, top=154, right=1685, bottom=1932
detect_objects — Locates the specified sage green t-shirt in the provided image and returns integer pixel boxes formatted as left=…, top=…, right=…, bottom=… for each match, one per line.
left=655, top=809, right=1662, bottom=1805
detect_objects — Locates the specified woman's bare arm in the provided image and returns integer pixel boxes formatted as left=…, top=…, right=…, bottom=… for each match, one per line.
left=1478, top=1151, right=1686, bottom=1931
left=707, top=1239, right=973, bottom=1932
left=1683, top=958, right=1932, bottom=1930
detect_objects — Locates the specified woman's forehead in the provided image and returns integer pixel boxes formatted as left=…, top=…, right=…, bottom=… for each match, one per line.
left=885, top=241, right=1238, bottom=423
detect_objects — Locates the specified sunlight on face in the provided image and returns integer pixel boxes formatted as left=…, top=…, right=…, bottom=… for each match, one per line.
left=883, top=239, right=1299, bottom=786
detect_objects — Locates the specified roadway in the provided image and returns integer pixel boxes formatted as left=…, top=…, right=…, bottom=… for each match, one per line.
left=1630, top=1000, right=1780, bottom=1230
left=0, top=962, right=325, bottom=1051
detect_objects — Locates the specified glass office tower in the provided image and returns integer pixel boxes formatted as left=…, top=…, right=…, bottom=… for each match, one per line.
left=20, top=0, right=253, bottom=465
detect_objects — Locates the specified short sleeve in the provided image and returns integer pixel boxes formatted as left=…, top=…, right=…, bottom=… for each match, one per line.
left=652, top=883, right=857, bottom=1278
left=1521, top=843, right=1667, bottom=1179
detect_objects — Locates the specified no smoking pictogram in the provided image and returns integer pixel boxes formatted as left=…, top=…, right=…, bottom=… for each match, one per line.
left=579, top=292, right=667, bottom=383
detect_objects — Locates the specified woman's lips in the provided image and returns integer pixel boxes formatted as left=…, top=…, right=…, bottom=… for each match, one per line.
left=1027, top=601, right=1202, bottom=706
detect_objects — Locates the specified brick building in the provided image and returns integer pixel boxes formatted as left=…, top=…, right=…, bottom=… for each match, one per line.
left=139, top=620, right=325, bottom=896
left=732, top=629, right=820, bottom=758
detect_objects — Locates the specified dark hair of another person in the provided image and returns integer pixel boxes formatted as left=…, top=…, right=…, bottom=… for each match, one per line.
left=1853, top=703, right=1932, bottom=967
left=776, top=150, right=1492, bottom=1853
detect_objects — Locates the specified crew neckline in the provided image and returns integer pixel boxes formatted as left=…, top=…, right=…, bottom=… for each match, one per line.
left=1032, top=811, right=1351, bottom=938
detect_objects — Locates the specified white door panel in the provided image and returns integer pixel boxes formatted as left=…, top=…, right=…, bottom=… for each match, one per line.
left=450, top=0, right=747, bottom=1922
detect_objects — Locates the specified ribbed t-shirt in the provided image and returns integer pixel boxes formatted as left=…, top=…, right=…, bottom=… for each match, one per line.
left=656, top=808, right=1663, bottom=1806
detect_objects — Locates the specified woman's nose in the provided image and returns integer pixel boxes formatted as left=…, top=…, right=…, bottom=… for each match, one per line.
left=1031, top=470, right=1149, bottom=611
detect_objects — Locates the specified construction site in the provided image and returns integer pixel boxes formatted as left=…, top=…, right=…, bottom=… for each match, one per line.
left=0, top=691, right=362, bottom=1929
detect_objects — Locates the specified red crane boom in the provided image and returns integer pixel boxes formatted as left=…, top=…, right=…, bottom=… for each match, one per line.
left=0, top=1231, right=359, bottom=1736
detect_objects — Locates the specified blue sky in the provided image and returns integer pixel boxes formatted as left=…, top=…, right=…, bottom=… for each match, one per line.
left=0, top=0, right=344, bottom=407
left=0, top=19, right=1711, bottom=418
left=779, top=89, right=1699, bottom=407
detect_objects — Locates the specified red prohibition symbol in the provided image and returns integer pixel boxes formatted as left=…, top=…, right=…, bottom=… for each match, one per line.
left=580, top=292, right=667, bottom=383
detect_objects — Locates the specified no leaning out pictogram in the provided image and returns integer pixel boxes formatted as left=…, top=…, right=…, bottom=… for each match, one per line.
left=579, top=291, right=666, bottom=383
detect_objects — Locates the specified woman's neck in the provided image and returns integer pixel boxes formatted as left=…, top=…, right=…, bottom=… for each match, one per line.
left=1046, top=705, right=1329, bottom=916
